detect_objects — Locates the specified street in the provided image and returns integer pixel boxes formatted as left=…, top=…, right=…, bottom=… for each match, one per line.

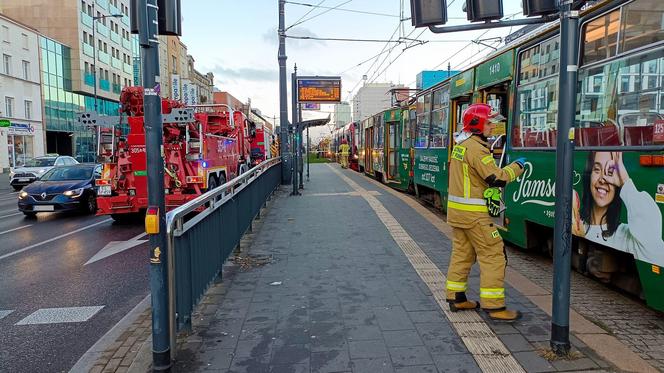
left=0, top=174, right=150, bottom=372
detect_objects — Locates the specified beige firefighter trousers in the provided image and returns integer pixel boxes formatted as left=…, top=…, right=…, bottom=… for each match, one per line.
left=340, top=154, right=349, bottom=168
left=446, top=218, right=507, bottom=309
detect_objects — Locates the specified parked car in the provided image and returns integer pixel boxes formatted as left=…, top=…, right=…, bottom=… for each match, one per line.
left=18, top=164, right=102, bottom=217
left=9, top=155, right=79, bottom=190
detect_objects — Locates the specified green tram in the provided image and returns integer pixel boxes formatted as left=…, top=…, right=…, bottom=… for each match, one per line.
left=359, top=106, right=415, bottom=192
left=357, top=0, right=664, bottom=312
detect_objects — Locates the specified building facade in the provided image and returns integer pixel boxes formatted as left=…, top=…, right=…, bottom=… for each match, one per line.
left=187, top=55, right=214, bottom=104
left=333, top=102, right=352, bottom=128
left=2, top=0, right=133, bottom=161
left=351, top=83, right=405, bottom=122
left=0, top=15, right=44, bottom=172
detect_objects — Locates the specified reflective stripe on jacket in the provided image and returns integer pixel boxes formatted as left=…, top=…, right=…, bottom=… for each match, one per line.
left=339, top=143, right=350, bottom=155
left=447, top=135, right=523, bottom=228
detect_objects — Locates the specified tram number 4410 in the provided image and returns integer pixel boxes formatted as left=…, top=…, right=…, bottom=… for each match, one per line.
left=489, top=63, right=501, bottom=75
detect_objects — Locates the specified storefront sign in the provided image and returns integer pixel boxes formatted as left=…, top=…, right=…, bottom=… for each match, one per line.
left=171, top=74, right=181, bottom=100
left=0, top=119, right=10, bottom=128
left=181, top=79, right=191, bottom=105
left=8, top=122, right=35, bottom=135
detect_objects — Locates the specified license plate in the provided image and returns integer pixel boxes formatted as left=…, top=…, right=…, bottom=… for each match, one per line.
left=98, top=185, right=112, bottom=196
left=17, top=178, right=29, bottom=182
left=33, top=205, right=54, bottom=212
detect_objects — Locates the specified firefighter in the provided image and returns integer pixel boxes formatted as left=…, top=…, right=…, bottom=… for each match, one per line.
left=445, top=103, right=526, bottom=322
left=339, top=138, right=350, bottom=169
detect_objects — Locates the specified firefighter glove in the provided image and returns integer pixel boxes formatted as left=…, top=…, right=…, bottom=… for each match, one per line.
left=513, top=157, right=527, bottom=169
left=483, top=187, right=503, bottom=217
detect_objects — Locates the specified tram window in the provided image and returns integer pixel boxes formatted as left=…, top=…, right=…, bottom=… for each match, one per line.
left=576, top=48, right=664, bottom=147
left=430, top=87, right=450, bottom=148
left=401, top=112, right=411, bottom=148
left=582, top=10, right=619, bottom=66
left=455, top=102, right=468, bottom=135
left=519, top=45, right=540, bottom=85
left=513, top=78, right=558, bottom=148
left=415, top=94, right=431, bottom=148
left=620, top=0, right=664, bottom=55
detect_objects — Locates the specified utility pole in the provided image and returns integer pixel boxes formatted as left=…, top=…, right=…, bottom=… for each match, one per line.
left=298, top=104, right=304, bottom=189
left=278, top=0, right=291, bottom=184
left=137, top=0, right=170, bottom=370
left=550, top=0, right=580, bottom=356
left=306, top=125, right=310, bottom=181
left=291, top=65, right=300, bottom=196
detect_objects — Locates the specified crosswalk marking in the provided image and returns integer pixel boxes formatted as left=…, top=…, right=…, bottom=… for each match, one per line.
left=15, top=306, right=104, bottom=325
left=0, top=310, right=14, bottom=320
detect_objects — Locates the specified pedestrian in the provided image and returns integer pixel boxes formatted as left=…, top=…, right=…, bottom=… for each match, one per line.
left=445, top=103, right=526, bottom=322
left=339, top=138, right=350, bottom=169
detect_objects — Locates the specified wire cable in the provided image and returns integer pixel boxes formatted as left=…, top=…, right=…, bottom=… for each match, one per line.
left=285, top=35, right=402, bottom=43
left=286, top=0, right=327, bottom=31
left=288, top=0, right=353, bottom=30
left=285, top=1, right=400, bottom=18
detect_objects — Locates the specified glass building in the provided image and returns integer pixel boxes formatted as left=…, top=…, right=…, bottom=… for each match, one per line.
left=40, top=36, right=123, bottom=162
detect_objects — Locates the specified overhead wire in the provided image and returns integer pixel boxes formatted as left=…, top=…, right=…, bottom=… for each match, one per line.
left=288, top=0, right=353, bottom=30
left=285, top=1, right=400, bottom=18
left=286, top=0, right=327, bottom=31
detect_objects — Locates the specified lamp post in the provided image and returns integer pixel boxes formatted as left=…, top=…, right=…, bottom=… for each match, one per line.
left=92, top=12, right=123, bottom=113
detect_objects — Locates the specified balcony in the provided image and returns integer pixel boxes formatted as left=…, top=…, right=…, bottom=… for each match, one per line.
left=98, top=51, right=110, bottom=65
left=110, top=31, right=121, bottom=44
left=96, top=0, right=109, bottom=11
left=109, top=3, right=121, bottom=16
left=81, top=42, right=94, bottom=58
left=96, top=22, right=110, bottom=38
left=81, top=12, right=93, bottom=28
left=100, top=79, right=110, bottom=91
left=121, top=15, right=129, bottom=27
left=111, top=57, right=122, bottom=70
left=112, top=83, right=121, bottom=94
left=84, top=72, right=95, bottom=87
left=123, top=63, right=132, bottom=75
left=122, top=38, right=132, bottom=51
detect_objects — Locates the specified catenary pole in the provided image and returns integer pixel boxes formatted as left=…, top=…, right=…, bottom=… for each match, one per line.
left=137, top=0, right=171, bottom=370
left=291, top=66, right=300, bottom=195
left=298, top=104, right=304, bottom=189
left=278, top=0, right=291, bottom=184
left=551, top=0, right=580, bottom=356
left=306, top=125, right=310, bottom=180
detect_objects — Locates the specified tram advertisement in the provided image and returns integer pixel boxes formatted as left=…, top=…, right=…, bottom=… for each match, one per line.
left=414, top=149, right=446, bottom=190
left=506, top=151, right=664, bottom=267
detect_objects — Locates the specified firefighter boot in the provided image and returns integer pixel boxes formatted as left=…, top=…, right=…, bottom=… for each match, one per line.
left=486, top=308, right=522, bottom=322
left=447, top=293, right=479, bottom=312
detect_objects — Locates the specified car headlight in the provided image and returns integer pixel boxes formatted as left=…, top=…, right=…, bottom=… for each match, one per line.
left=63, top=188, right=84, bottom=198
left=18, top=191, right=29, bottom=199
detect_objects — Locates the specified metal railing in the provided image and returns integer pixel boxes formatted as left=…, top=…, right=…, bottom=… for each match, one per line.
left=165, top=157, right=281, bottom=354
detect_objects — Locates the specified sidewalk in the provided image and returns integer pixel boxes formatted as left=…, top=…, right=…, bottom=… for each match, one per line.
left=91, top=163, right=660, bottom=372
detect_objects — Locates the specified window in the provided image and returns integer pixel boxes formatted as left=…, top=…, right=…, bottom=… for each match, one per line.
left=21, top=33, right=28, bottom=49
left=22, top=60, right=29, bottom=80
left=5, top=97, right=15, bottom=117
left=430, top=87, right=450, bottom=148
left=576, top=48, right=664, bottom=147
left=83, top=31, right=88, bottom=43
left=402, top=109, right=414, bottom=148
left=1, top=25, right=9, bottom=43
left=3, top=54, right=11, bottom=75
left=582, top=10, right=620, bottom=65
left=619, top=0, right=664, bottom=55
left=513, top=37, right=561, bottom=148
left=24, top=100, right=32, bottom=120
left=415, top=94, right=431, bottom=148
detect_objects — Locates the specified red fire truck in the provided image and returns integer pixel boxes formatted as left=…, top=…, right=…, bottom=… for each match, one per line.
left=79, top=87, right=253, bottom=221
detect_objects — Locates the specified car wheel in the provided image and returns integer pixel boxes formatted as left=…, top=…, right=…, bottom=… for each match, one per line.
left=23, top=211, right=37, bottom=218
left=12, top=185, right=22, bottom=191
left=83, top=194, right=97, bottom=214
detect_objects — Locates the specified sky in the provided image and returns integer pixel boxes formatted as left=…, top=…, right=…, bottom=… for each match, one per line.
left=180, top=0, right=526, bottom=142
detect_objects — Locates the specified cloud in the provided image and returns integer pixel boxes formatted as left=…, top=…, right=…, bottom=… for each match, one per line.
left=211, top=66, right=278, bottom=83
left=262, top=25, right=326, bottom=47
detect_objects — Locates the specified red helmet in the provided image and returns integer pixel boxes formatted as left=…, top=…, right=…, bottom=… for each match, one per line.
left=462, top=103, right=505, bottom=134
left=341, top=138, right=348, bottom=144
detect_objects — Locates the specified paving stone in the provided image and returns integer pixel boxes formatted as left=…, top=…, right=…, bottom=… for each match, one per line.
left=228, top=354, right=270, bottom=373
left=512, top=351, right=556, bottom=373
left=383, top=330, right=424, bottom=347
left=311, top=349, right=352, bottom=373
left=550, top=357, right=600, bottom=371
left=196, top=347, right=235, bottom=370
left=374, top=306, right=415, bottom=331
left=345, top=324, right=383, bottom=341
left=431, top=353, right=481, bottom=373
left=270, top=344, right=310, bottom=366
left=498, top=333, right=535, bottom=353
left=407, top=311, right=446, bottom=324
left=388, top=346, right=434, bottom=367
left=269, top=363, right=309, bottom=373
left=393, top=365, right=438, bottom=373
left=349, top=340, right=389, bottom=359
left=350, top=358, right=395, bottom=373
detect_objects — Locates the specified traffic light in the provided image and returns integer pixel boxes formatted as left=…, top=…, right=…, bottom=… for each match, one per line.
left=158, top=0, right=182, bottom=36
left=410, top=0, right=448, bottom=27
left=522, top=0, right=559, bottom=17
left=465, top=0, right=503, bottom=22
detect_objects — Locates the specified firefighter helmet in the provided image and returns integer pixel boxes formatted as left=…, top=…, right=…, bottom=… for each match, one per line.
left=341, top=138, right=348, bottom=144
left=461, top=103, right=505, bottom=134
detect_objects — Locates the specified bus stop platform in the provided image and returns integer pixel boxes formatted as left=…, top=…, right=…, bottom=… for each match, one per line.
left=124, top=163, right=657, bottom=373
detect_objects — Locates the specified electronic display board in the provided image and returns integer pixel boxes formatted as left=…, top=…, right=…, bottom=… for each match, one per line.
left=297, top=77, right=341, bottom=103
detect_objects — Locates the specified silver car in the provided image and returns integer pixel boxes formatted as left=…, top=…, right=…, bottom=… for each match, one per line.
left=9, top=155, right=79, bottom=190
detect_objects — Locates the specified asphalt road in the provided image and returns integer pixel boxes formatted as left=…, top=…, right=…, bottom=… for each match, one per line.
left=0, top=176, right=150, bottom=373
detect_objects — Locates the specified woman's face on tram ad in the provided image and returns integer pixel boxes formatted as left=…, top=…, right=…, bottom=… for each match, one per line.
left=590, top=152, right=618, bottom=209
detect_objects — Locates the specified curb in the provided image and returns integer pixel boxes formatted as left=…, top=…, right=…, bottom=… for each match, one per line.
left=70, top=294, right=151, bottom=373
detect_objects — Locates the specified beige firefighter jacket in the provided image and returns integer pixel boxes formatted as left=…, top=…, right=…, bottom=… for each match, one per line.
left=339, top=143, right=350, bottom=155
left=447, top=135, right=524, bottom=228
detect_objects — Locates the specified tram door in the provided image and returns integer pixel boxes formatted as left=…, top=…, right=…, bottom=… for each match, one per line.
left=365, top=124, right=374, bottom=175
left=482, top=87, right=509, bottom=228
left=449, top=98, right=470, bottom=157
left=387, top=121, right=398, bottom=180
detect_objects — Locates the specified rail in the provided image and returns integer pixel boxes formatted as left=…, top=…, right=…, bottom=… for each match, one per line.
left=165, top=157, right=281, bottom=355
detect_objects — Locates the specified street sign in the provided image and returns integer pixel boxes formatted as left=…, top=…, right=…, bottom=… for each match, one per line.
left=0, top=119, right=9, bottom=128
left=297, top=77, right=341, bottom=103
left=303, top=103, right=320, bottom=111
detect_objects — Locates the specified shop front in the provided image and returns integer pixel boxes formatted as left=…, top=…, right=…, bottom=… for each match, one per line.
left=3, top=121, right=45, bottom=170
